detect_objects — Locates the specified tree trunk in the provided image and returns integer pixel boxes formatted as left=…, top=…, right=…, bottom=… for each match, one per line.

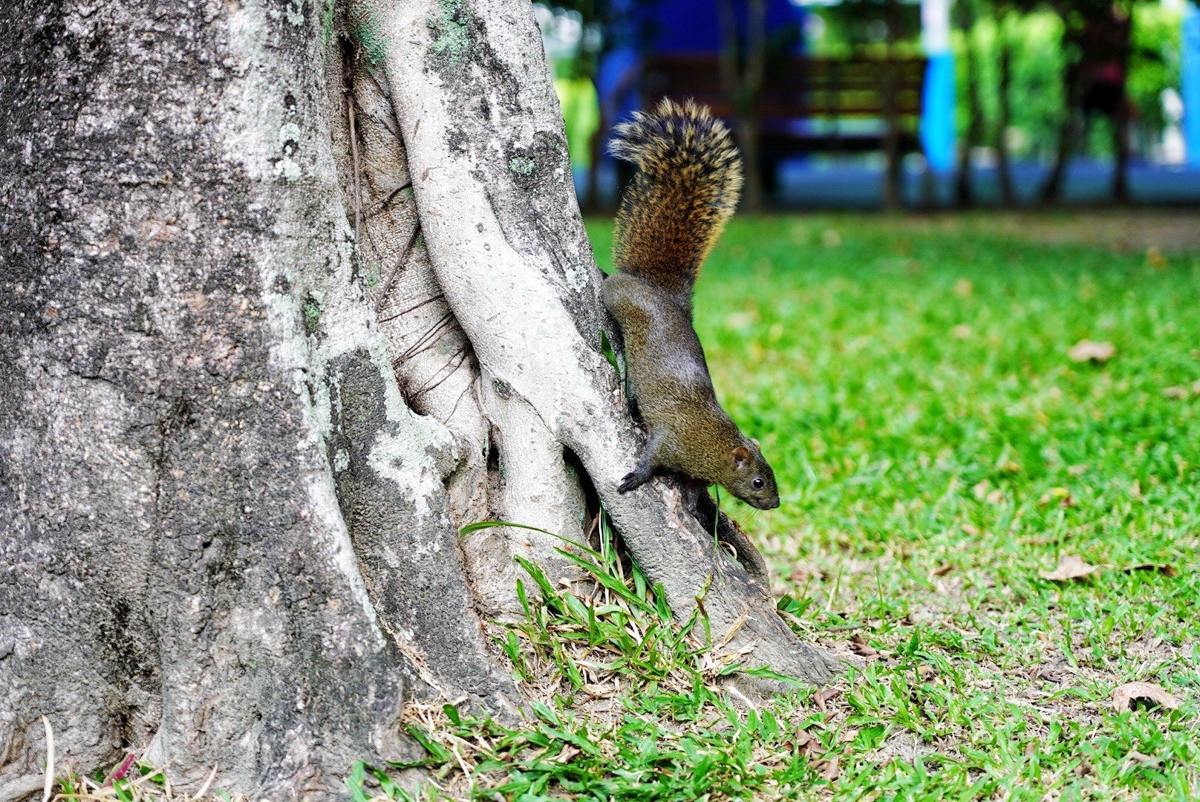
left=1041, top=64, right=1080, bottom=203
left=1112, top=95, right=1130, bottom=201
left=0, top=0, right=837, bottom=796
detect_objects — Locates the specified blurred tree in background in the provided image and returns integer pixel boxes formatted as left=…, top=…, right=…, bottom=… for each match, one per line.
left=539, top=0, right=1187, bottom=209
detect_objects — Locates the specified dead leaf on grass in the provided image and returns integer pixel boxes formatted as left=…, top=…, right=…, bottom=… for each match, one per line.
left=1125, top=750, right=1162, bottom=766
left=795, top=729, right=827, bottom=757
left=1068, top=340, right=1116, bottom=364
left=961, top=523, right=981, bottom=536
left=1035, top=666, right=1066, bottom=683
left=1163, top=385, right=1191, bottom=400
left=1123, top=563, right=1179, bottom=578
left=932, top=562, right=954, bottom=577
left=789, top=566, right=823, bottom=583
left=1111, top=681, right=1181, bottom=712
left=917, top=664, right=937, bottom=681
left=814, top=688, right=842, bottom=713
left=1038, top=487, right=1075, bottom=508
left=850, top=634, right=877, bottom=658
left=553, top=745, right=581, bottom=763
left=1039, top=555, right=1101, bottom=582
left=820, top=755, right=841, bottom=781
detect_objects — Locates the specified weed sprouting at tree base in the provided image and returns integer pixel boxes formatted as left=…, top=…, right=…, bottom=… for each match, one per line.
left=354, top=514, right=842, bottom=801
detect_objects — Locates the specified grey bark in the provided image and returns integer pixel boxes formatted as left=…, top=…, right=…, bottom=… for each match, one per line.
left=0, top=0, right=837, bottom=796
left=0, top=0, right=510, bottom=796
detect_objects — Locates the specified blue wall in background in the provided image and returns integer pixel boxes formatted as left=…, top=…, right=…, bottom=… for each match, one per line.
left=644, top=0, right=806, bottom=53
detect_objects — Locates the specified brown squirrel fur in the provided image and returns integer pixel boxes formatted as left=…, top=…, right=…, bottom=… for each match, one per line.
left=602, top=99, right=779, bottom=511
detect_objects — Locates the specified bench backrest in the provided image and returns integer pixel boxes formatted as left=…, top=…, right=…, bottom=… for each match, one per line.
left=642, top=54, right=927, bottom=122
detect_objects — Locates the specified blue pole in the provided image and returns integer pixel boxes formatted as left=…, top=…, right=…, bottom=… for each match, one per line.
left=1183, top=2, right=1200, bottom=167
left=921, top=54, right=957, bottom=172
left=920, top=0, right=956, bottom=173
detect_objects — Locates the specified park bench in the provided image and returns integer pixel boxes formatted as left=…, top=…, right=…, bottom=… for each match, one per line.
left=640, top=53, right=927, bottom=191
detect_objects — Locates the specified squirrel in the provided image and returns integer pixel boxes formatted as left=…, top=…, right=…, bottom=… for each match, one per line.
left=602, top=99, right=780, bottom=512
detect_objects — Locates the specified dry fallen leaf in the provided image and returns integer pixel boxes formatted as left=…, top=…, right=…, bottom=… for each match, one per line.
left=932, top=562, right=954, bottom=577
left=850, top=634, right=878, bottom=658
left=1111, top=681, right=1181, bottom=712
left=1163, top=385, right=1190, bottom=400
left=961, top=523, right=981, bottom=536
left=795, top=729, right=827, bottom=757
left=1038, top=487, right=1075, bottom=508
left=553, top=745, right=581, bottom=763
left=1124, top=563, right=1179, bottom=578
left=789, top=567, right=815, bottom=583
left=1035, top=666, right=1066, bottom=683
left=917, top=664, right=937, bottom=681
left=1125, top=750, right=1162, bottom=766
left=820, top=755, right=841, bottom=782
left=1069, top=340, right=1116, bottom=364
left=814, top=688, right=842, bottom=713
left=1039, top=555, right=1101, bottom=582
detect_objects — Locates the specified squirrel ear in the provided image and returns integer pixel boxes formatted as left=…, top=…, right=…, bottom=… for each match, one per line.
left=731, top=446, right=752, bottom=470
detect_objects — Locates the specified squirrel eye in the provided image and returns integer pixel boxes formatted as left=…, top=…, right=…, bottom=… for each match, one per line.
left=752, top=477, right=764, bottom=490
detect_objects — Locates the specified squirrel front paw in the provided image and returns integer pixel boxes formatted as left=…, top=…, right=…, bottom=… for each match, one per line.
left=618, top=470, right=650, bottom=493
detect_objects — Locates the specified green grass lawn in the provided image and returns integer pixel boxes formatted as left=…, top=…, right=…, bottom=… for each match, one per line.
left=361, top=212, right=1200, bottom=801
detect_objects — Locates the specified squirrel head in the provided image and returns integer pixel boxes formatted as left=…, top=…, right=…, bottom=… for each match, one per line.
left=727, top=442, right=779, bottom=510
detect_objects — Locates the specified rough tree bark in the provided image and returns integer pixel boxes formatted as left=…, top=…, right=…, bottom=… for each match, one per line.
left=0, top=0, right=838, bottom=797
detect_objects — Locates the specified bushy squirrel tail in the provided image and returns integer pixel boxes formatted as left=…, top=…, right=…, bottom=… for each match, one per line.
left=609, top=99, right=743, bottom=301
